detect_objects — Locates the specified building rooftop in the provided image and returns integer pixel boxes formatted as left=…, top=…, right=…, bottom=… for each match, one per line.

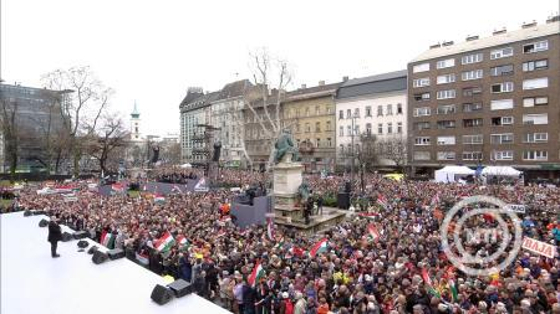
left=285, top=82, right=342, bottom=102
left=336, top=70, right=407, bottom=100
left=411, top=20, right=560, bottom=63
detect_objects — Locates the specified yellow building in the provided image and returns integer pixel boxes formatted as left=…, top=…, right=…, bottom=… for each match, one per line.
left=283, top=81, right=341, bottom=172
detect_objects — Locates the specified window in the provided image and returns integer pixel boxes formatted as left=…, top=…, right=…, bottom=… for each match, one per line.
left=437, top=136, right=456, bottom=145
left=415, top=137, right=431, bottom=145
left=413, top=151, right=431, bottom=160
left=437, top=120, right=456, bottom=129
left=491, top=116, right=514, bottom=126
left=463, top=134, right=483, bottom=144
left=461, top=53, right=483, bottom=64
left=490, top=99, right=514, bottom=110
left=397, top=122, right=402, bottom=134
left=326, top=106, right=332, bottom=114
left=354, top=108, right=360, bottom=118
left=326, top=121, right=331, bottom=131
left=462, top=87, right=482, bottom=97
left=296, top=124, right=301, bottom=133
left=387, top=104, right=393, bottom=115
left=339, top=126, right=344, bottom=136
left=491, top=82, right=514, bottom=93
left=523, top=96, right=548, bottom=107
left=523, top=59, right=548, bottom=72
left=413, top=63, right=430, bottom=73
left=414, top=122, right=431, bottom=130
left=347, top=125, right=352, bottom=136
left=437, top=58, right=455, bottom=69
left=305, top=123, right=311, bottom=133
left=463, top=102, right=483, bottom=113
left=295, top=109, right=300, bottom=118
left=316, top=138, right=321, bottom=148
left=437, top=89, right=456, bottom=99
left=346, top=109, right=351, bottom=119
left=436, top=104, right=456, bottom=115
left=414, top=92, right=430, bottom=101
left=365, top=106, right=372, bottom=117
left=366, top=123, right=372, bottom=135
left=315, top=122, right=321, bottom=132
left=339, top=110, right=344, bottom=119
left=493, top=151, right=514, bottom=161
left=523, top=40, right=548, bottom=53
left=490, top=133, right=514, bottom=144
left=437, top=73, right=456, bottom=84
left=463, top=118, right=483, bottom=128
left=490, top=47, right=513, bottom=59
left=397, top=103, right=403, bottom=114
left=326, top=138, right=332, bottom=147
left=490, top=64, right=514, bottom=76
left=305, top=107, right=310, bottom=117
left=413, top=78, right=431, bottom=88
left=461, top=69, right=483, bottom=81
left=354, top=125, right=360, bottom=135
left=339, top=144, right=344, bottom=154
left=437, top=152, right=456, bottom=160
left=523, top=150, right=548, bottom=161
left=315, top=106, right=321, bottom=115
left=377, top=105, right=383, bottom=116
left=462, top=151, right=483, bottom=161
left=523, top=113, right=548, bottom=125
left=524, top=133, right=548, bottom=143
left=378, top=123, right=383, bottom=134
left=414, top=107, right=431, bottom=117
left=523, top=78, right=548, bottom=90
left=387, top=123, right=393, bottom=134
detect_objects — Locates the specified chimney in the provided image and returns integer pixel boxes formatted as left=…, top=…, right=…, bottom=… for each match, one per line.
left=318, top=80, right=325, bottom=86
left=466, top=35, right=479, bottom=42
left=342, top=76, right=349, bottom=82
left=492, top=28, right=507, bottom=35
left=442, top=41, right=454, bottom=47
left=522, top=20, right=537, bottom=28
left=300, top=84, right=307, bottom=89
left=429, top=43, right=441, bottom=49
left=546, top=14, right=560, bottom=23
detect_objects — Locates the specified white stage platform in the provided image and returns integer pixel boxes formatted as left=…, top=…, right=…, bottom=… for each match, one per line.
left=1, top=212, right=231, bottom=314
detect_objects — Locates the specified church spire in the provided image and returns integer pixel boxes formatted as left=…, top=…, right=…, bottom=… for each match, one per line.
left=131, top=101, right=140, bottom=118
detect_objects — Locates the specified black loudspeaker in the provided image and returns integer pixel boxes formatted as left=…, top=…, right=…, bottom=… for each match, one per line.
left=73, top=231, right=88, bottom=240
left=167, top=279, right=193, bottom=298
left=77, top=240, right=89, bottom=249
left=92, top=250, right=109, bottom=265
left=88, top=245, right=99, bottom=254
left=151, top=284, right=174, bottom=305
left=61, top=232, right=73, bottom=242
left=38, top=219, right=49, bottom=227
left=108, top=248, right=125, bottom=260
left=344, top=181, right=352, bottom=193
left=24, top=210, right=32, bottom=217
left=337, top=192, right=350, bottom=209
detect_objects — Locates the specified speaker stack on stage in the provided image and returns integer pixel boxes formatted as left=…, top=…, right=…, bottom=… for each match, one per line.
left=38, top=219, right=49, bottom=227
left=92, top=250, right=109, bottom=265
left=73, top=231, right=89, bottom=240
left=150, top=279, right=193, bottom=305
left=61, top=232, right=73, bottom=242
left=108, top=248, right=125, bottom=260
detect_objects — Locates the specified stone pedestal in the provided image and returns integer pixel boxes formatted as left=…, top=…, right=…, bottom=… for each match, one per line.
left=273, top=161, right=304, bottom=223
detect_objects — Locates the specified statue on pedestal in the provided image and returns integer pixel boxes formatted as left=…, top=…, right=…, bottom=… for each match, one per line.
left=273, top=129, right=300, bottom=165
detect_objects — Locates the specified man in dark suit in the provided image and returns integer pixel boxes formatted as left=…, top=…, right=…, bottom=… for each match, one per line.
left=48, top=216, right=62, bottom=258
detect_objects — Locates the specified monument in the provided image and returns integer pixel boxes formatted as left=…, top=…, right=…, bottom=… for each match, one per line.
left=272, top=130, right=345, bottom=233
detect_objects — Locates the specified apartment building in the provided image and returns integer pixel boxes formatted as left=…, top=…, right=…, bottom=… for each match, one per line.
left=408, top=17, right=560, bottom=177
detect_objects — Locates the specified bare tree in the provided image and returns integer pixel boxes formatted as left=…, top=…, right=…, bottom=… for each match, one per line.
left=160, top=141, right=182, bottom=165
left=0, top=97, right=20, bottom=179
left=85, top=114, right=129, bottom=174
left=356, top=133, right=379, bottom=172
left=378, top=135, right=408, bottom=172
left=243, top=48, right=293, bottom=171
left=42, top=66, right=113, bottom=177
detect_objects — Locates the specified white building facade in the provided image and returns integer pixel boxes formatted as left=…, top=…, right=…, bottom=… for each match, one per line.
left=335, top=70, right=408, bottom=167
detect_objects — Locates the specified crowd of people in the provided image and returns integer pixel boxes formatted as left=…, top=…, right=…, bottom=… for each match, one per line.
left=11, top=170, right=560, bottom=313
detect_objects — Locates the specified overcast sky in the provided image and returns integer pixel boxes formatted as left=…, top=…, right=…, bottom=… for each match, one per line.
left=1, top=0, right=558, bottom=136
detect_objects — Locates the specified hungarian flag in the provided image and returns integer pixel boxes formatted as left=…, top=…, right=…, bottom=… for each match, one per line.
left=367, top=224, right=380, bottom=242
left=310, top=238, right=328, bottom=257
left=136, top=252, right=149, bottom=266
left=448, top=279, right=459, bottom=302
left=154, top=194, right=165, bottom=203
left=176, top=235, right=189, bottom=249
left=274, top=237, right=285, bottom=249
left=289, top=246, right=306, bottom=257
left=248, top=261, right=265, bottom=287
left=100, top=230, right=115, bottom=249
left=154, top=232, right=175, bottom=253
left=377, top=195, right=388, bottom=208
left=422, top=268, right=441, bottom=298
left=267, top=218, right=275, bottom=241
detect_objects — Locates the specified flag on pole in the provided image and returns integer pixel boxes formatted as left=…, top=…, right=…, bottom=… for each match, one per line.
left=377, top=195, right=388, bottom=208
left=154, top=232, right=175, bottom=253
left=267, top=218, right=275, bottom=241
left=367, top=224, right=380, bottom=242
left=448, top=279, right=459, bottom=302
left=310, top=238, right=328, bottom=257
left=176, top=235, right=189, bottom=249
left=100, top=230, right=115, bottom=249
left=422, top=268, right=441, bottom=298
left=154, top=194, right=165, bottom=204
left=248, top=261, right=265, bottom=287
